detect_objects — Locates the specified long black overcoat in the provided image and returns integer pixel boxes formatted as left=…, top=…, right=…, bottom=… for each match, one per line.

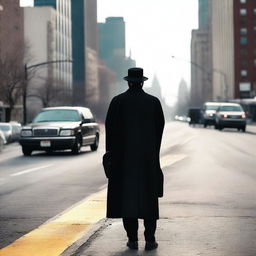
left=105, top=86, right=165, bottom=219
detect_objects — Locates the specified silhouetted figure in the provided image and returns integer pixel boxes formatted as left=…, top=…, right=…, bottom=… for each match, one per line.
left=105, top=67, right=165, bottom=251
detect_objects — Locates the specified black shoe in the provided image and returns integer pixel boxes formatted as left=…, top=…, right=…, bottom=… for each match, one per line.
left=126, top=240, right=138, bottom=250
left=145, top=241, right=158, bottom=251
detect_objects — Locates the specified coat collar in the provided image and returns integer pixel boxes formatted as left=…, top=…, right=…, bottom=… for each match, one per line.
left=126, top=86, right=144, bottom=93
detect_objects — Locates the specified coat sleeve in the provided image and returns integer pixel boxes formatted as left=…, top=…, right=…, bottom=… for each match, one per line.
left=105, top=97, right=118, bottom=152
left=155, top=98, right=165, bottom=197
left=155, top=98, right=165, bottom=155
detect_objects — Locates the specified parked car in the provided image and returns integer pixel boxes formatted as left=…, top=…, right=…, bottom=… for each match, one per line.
left=215, top=103, right=246, bottom=132
left=0, top=122, right=21, bottom=143
left=188, top=108, right=202, bottom=126
left=202, top=102, right=222, bottom=127
left=9, top=122, right=22, bottom=141
left=0, top=130, right=6, bottom=151
left=0, top=123, right=12, bottom=143
left=19, top=107, right=100, bottom=156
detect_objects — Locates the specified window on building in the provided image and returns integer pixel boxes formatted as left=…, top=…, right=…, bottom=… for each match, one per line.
left=241, top=59, right=248, bottom=67
left=240, top=9, right=247, bottom=15
left=241, top=70, right=248, bottom=76
left=240, top=28, right=247, bottom=34
left=240, top=48, right=248, bottom=56
left=240, top=0, right=246, bottom=3
left=240, top=37, right=248, bottom=45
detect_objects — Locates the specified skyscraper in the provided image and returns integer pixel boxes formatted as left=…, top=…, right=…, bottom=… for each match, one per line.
left=190, top=0, right=212, bottom=107
left=71, top=0, right=99, bottom=106
left=199, top=0, right=210, bottom=29
left=99, top=17, right=136, bottom=95
left=33, top=0, right=73, bottom=91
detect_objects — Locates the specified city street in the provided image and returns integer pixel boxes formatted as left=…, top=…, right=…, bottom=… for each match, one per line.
left=0, top=122, right=256, bottom=255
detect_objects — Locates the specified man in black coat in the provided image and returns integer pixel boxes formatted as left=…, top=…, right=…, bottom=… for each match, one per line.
left=105, top=67, right=165, bottom=251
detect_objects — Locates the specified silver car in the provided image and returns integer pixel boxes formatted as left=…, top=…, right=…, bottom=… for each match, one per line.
left=202, top=102, right=222, bottom=127
left=0, top=130, right=6, bottom=151
left=215, top=103, right=246, bottom=132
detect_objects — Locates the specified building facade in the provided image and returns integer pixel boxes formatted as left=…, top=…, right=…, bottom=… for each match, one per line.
left=233, top=0, right=256, bottom=98
left=191, top=29, right=212, bottom=107
left=24, top=0, right=72, bottom=119
left=71, top=0, right=99, bottom=107
left=34, top=0, right=73, bottom=92
left=190, top=0, right=212, bottom=107
left=99, top=17, right=136, bottom=96
left=211, top=0, right=235, bottom=101
left=0, top=0, right=24, bottom=122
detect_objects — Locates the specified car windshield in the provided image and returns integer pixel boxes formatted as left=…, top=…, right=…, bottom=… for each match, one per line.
left=220, top=105, right=243, bottom=112
left=206, top=105, right=219, bottom=110
left=33, top=110, right=81, bottom=122
left=0, top=125, right=11, bottom=131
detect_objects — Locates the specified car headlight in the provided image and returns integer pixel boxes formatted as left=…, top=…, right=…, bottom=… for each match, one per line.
left=59, top=129, right=75, bottom=136
left=241, top=114, right=246, bottom=119
left=21, top=130, right=32, bottom=137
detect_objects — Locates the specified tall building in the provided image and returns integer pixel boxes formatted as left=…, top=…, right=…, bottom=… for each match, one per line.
left=34, top=0, right=73, bottom=92
left=99, top=17, right=136, bottom=95
left=71, top=0, right=99, bottom=106
left=233, top=0, right=256, bottom=98
left=191, top=29, right=212, bottom=106
left=211, top=0, right=235, bottom=100
left=190, top=0, right=212, bottom=107
left=0, top=0, right=24, bottom=122
left=0, top=0, right=24, bottom=60
left=199, top=0, right=210, bottom=29
left=24, top=0, right=72, bottom=119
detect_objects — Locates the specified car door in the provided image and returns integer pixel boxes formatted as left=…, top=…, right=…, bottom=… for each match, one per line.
left=82, top=108, right=96, bottom=144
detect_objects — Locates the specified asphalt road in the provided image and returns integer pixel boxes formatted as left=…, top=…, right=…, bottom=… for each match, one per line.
left=0, top=122, right=256, bottom=252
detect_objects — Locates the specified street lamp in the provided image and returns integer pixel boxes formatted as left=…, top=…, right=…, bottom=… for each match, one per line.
left=23, top=59, right=73, bottom=124
left=171, top=55, right=228, bottom=100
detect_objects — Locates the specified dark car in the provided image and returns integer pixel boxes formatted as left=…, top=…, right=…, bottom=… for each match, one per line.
left=188, top=108, right=202, bottom=126
left=19, top=107, right=100, bottom=156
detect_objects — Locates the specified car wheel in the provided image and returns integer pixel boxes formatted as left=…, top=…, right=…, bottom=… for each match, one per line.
left=218, top=126, right=223, bottom=131
left=71, top=136, right=81, bottom=155
left=237, top=128, right=240, bottom=131
left=242, top=126, right=246, bottom=132
left=214, top=124, right=218, bottom=130
left=204, top=123, right=207, bottom=128
left=90, top=133, right=99, bottom=151
left=22, top=146, right=32, bottom=156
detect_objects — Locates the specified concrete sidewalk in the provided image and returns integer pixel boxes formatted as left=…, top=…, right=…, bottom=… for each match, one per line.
left=64, top=217, right=256, bottom=256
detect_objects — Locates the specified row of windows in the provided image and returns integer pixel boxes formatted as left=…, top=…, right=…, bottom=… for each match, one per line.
left=240, top=0, right=256, bottom=4
left=240, top=8, right=256, bottom=15
left=239, top=36, right=256, bottom=44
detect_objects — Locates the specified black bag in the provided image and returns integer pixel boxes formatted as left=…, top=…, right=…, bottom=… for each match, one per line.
left=102, top=151, right=112, bottom=178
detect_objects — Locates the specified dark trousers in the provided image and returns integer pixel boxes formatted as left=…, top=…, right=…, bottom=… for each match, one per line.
left=122, top=218, right=157, bottom=242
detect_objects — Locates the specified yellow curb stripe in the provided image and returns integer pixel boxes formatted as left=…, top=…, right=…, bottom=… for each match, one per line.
left=0, top=189, right=107, bottom=256
left=0, top=153, right=186, bottom=256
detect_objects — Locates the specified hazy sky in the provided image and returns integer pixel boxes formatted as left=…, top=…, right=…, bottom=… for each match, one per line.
left=98, top=0, right=198, bottom=105
left=20, top=0, right=199, bottom=106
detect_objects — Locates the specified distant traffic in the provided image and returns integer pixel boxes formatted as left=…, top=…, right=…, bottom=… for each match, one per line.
left=176, top=101, right=247, bottom=132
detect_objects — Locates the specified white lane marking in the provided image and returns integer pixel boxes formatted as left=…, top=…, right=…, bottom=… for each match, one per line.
left=98, top=184, right=107, bottom=190
left=180, top=135, right=197, bottom=146
left=10, top=165, right=53, bottom=177
left=160, top=154, right=187, bottom=169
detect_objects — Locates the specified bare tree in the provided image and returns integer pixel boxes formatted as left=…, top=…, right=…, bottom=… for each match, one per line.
left=27, top=76, right=72, bottom=108
left=0, top=56, right=24, bottom=121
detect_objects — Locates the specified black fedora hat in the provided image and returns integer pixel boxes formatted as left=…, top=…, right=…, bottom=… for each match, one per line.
left=123, top=67, right=148, bottom=82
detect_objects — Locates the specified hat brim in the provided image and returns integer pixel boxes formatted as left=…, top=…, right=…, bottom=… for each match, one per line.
left=123, top=76, right=148, bottom=82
